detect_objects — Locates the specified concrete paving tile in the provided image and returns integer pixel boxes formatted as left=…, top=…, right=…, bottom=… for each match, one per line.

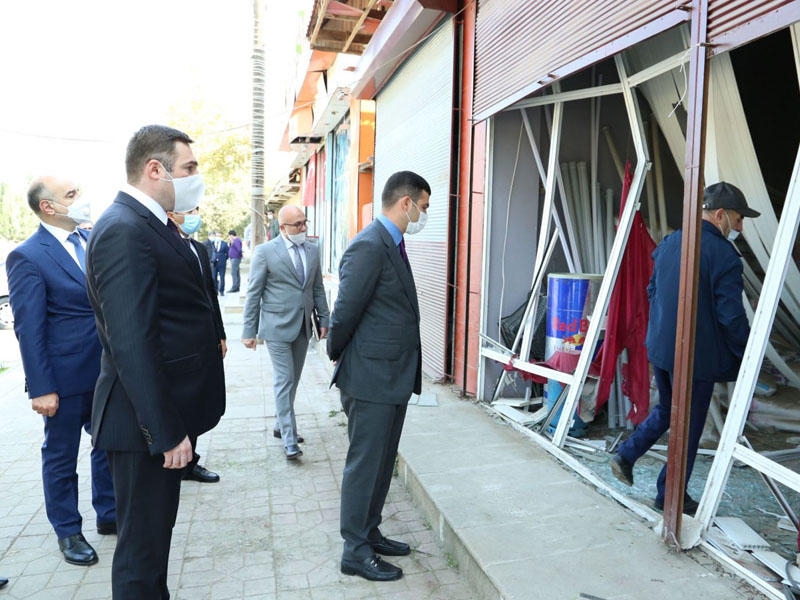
left=73, top=580, right=113, bottom=599
left=242, top=577, right=277, bottom=597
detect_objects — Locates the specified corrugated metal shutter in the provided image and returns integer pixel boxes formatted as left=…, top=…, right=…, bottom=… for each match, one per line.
left=473, top=0, right=687, bottom=120
left=708, top=0, right=800, bottom=51
left=373, top=19, right=454, bottom=382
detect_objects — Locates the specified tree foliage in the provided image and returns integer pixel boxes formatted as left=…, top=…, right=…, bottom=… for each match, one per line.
left=167, top=101, right=251, bottom=239
left=0, top=182, right=39, bottom=242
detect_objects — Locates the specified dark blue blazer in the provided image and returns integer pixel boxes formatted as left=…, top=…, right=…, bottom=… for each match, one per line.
left=6, top=225, right=101, bottom=398
left=86, top=192, right=226, bottom=454
left=327, top=219, right=422, bottom=404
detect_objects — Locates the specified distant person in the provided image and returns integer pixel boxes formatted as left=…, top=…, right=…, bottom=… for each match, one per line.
left=327, top=171, right=430, bottom=582
left=241, top=205, right=329, bottom=460
left=610, top=182, right=759, bottom=516
left=85, top=124, right=226, bottom=599
left=6, top=176, right=116, bottom=567
left=167, top=206, right=226, bottom=484
left=227, top=229, right=243, bottom=293
left=267, top=209, right=280, bottom=240
left=206, top=230, right=229, bottom=295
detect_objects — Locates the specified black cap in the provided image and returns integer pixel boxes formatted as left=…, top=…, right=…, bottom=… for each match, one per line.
left=702, top=182, right=760, bottom=218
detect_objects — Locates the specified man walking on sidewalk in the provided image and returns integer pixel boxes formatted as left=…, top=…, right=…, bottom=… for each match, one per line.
left=241, top=205, right=329, bottom=460
left=327, top=171, right=430, bottom=582
left=227, top=229, right=243, bottom=293
left=6, top=176, right=116, bottom=566
left=610, top=182, right=758, bottom=515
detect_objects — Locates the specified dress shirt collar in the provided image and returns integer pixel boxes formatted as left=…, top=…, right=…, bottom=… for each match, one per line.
left=40, top=221, right=77, bottom=244
left=376, top=214, right=403, bottom=247
left=122, top=183, right=168, bottom=225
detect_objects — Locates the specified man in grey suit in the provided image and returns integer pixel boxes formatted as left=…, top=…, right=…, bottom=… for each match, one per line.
left=327, top=171, right=430, bottom=582
left=242, top=205, right=330, bottom=459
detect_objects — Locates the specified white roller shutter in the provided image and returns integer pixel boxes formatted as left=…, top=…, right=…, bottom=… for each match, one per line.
left=373, top=19, right=454, bottom=382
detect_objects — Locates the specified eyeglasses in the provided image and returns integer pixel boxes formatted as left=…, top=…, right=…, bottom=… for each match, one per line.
left=283, top=220, right=309, bottom=229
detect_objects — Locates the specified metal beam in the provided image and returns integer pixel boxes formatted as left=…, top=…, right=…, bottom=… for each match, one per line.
left=663, top=0, right=709, bottom=547
left=342, top=0, right=380, bottom=54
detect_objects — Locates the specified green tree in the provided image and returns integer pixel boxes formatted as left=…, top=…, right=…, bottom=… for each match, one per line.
left=0, top=182, right=39, bottom=242
left=167, top=102, right=251, bottom=240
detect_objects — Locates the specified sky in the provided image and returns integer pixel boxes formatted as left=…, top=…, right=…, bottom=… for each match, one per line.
left=0, top=0, right=304, bottom=213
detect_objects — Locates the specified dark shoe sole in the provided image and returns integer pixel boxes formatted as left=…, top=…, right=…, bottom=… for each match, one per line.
left=63, top=554, right=98, bottom=566
left=340, top=563, right=402, bottom=581
left=273, top=430, right=304, bottom=444
left=610, top=456, right=634, bottom=487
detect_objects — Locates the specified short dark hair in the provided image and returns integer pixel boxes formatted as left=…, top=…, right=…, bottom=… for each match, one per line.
left=228, top=229, right=236, bottom=236
left=27, top=180, right=52, bottom=214
left=125, top=125, right=194, bottom=183
left=381, top=171, right=431, bottom=209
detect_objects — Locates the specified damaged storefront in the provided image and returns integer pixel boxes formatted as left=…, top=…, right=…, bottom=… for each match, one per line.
left=472, top=1, right=800, bottom=597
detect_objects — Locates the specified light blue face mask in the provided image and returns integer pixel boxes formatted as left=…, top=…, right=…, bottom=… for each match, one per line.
left=179, top=214, right=202, bottom=235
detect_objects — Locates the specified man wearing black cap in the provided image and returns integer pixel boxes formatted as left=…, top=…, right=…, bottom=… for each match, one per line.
left=610, top=181, right=759, bottom=515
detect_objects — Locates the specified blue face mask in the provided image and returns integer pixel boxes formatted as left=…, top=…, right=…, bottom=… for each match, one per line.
left=179, top=214, right=202, bottom=235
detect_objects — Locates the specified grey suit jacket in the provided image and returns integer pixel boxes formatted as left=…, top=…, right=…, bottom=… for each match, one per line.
left=327, top=219, right=422, bottom=404
left=242, top=236, right=329, bottom=342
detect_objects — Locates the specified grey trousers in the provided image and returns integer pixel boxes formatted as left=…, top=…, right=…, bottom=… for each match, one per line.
left=339, top=393, right=407, bottom=561
left=266, top=334, right=310, bottom=447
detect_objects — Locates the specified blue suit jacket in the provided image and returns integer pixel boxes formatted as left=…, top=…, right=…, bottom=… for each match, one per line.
left=6, top=224, right=101, bottom=398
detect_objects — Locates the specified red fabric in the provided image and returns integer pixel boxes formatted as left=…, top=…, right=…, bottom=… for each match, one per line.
left=502, top=350, right=601, bottom=384
left=594, top=162, right=656, bottom=425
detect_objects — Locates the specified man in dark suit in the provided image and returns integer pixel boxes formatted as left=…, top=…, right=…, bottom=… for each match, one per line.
left=167, top=206, right=225, bottom=484
left=85, top=125, right=226, bottom=599
left=327, top=171, right=430, bottom=582
left=6, top=176, right=116, bottom=567
left=242, top=205, right=330, bottom=460
left=204, top=230, right=229, bottom=295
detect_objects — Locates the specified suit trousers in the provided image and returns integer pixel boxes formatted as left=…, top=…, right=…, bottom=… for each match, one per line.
left=212, top=260, right=227, bottom=294
left=617, top=367, right=715, bottom=504
left=107, top=450, right=183, bottom=600
left=266, top=332, right=310, bottom=447
left=229, top=258, right=241, bottom=291
left=42, top=390, right=115, bottom=538
left=339, top=393, right=408, bottom=561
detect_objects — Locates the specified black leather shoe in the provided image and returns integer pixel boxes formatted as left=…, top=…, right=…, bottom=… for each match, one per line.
left=184, top=464, right=220, bottom=483
left=58, top=533, right=98, bottom=566
left=341, top=555, right=402, bottom=581
left=285, top=445, right=303, bottom=460
left=273, top=430, right=304, bottom=444
left=371, top=537, right=411, bottom=556
left=0, top=577, right=8, bottom=589
left=653, top=494, right=699, bottom=516
left=610, top=454, right=634, bottom=486
left=96, top=521, right=117, bottom=535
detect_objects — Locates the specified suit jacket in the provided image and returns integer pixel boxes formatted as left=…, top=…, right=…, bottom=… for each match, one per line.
left=85, top=192, right=226, bottom=454
left=242, top=236, right=329, bottom=342
left=190, top=239, right=226, bottom=342
left=204, top=239, right=229, bottom=265
left=6, top=225, right=101, bottom=399
left=327, top=219, right=422, bottom=404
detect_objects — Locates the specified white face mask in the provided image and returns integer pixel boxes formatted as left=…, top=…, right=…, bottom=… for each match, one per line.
left=53, top=195, right=92, bottom=224
left=159, top=163, right=205, bottom=213
left=724, top=212, right=740, bottom=242
left=287, top=231, right=306, bottom=245
left=404, top=200, right=427, bottom=235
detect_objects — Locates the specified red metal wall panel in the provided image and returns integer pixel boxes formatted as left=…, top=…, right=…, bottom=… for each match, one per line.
left=473, top=0, right=688, bottom=120
left=707, top=0, right=800, bottom=53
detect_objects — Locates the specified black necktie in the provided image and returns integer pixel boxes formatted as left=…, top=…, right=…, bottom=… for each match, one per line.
left=67, top=231, right=86, bottom=272
left=399, top=239, right=411, bottom=270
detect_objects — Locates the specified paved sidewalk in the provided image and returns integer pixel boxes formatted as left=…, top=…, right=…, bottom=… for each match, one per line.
left=0, top=306, right=473, bottom=600
left=0, top=296, right=767, bottom=599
